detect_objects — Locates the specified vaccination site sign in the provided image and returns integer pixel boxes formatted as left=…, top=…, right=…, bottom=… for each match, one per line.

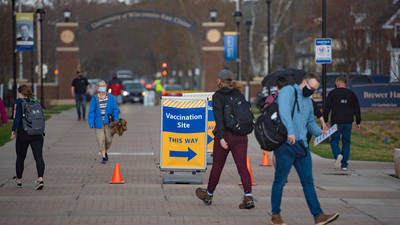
left=183, top=92, right=215, bottom=152
left=160, top=97, right=208, bottom=171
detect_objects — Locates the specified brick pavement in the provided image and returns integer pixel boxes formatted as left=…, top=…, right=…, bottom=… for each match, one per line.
left=0, top=104, right=399, bottom=225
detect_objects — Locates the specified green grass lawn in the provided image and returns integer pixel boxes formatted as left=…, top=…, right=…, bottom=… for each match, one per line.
left=0, top=122, right=13, bottom=146
left=309, top=131, right=394, bottom=162
left=253, top=106, right=399, bottom=162
left=0, top=105, right=74, bottom=147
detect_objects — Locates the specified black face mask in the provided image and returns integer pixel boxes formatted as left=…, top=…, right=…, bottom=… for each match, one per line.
left=302, top=85, right=314, bottom=97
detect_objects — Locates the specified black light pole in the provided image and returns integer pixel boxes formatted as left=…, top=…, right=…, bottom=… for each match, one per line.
left=245, top=20, right=252, bottom=101
left=322, top=0, right=327, bottom=110
left=36, top=8, right=45, bottom=107
left=234, top=5, right=242, bottom=81
left=266, top=0, right=272, bottom=75
left=12, top=0, right=17, bottom=104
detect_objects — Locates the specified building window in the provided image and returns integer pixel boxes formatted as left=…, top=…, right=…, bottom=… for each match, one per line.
left=395, top=23, right=400, bottom=38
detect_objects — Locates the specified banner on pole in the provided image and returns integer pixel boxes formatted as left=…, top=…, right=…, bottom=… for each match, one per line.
left=16, top=12, right=34, bottom=52
left=224, top=32, right=237, bottom=61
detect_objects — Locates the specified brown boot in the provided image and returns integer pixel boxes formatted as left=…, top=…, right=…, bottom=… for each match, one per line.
left=195, top=188, right=212, bottom=205
left=270, top=214, right=287, bottom=225
left=239, top=196, right=255, bottom=209
left=314, top=213, right=339, bottom=225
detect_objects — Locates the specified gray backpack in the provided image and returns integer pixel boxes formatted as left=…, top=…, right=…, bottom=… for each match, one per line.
left=21, top=99, right=45, bottom=136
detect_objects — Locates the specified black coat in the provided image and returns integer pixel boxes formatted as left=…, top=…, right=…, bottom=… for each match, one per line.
left=212, top=87, right=243, bottom=139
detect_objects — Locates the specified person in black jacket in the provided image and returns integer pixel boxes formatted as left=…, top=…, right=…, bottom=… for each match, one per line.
left=324, top=76, right=361, bottom=171
left=195, top=69, right=254, bottom=209
left=10, top=85, right=45, bottom=190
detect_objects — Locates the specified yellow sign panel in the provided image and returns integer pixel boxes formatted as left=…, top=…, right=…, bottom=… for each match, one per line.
left=160, top=97, right=208, bottom=170
left=207, top=121, right=215, bottom=151
left=161, top=132, right=206, bottom=169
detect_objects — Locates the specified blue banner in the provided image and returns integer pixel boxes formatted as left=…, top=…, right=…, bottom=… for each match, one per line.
left=224, top=32, right=237, bottom=61
left=351, top=83, right=400, bottom=108
left=208, top=100, right=214, bottom=122
left=163, top=107, right=206, bottom=133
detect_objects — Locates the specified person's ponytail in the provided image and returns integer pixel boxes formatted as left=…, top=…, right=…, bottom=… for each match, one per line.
left=18, top=85, right=34, bottom=99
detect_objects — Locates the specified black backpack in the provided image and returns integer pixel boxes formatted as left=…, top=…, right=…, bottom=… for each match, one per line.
left=224, top=93, right=254, bottom=136
left=254, top=87, right=298, bottom=151
left=21, top=98, right=45, bottom=136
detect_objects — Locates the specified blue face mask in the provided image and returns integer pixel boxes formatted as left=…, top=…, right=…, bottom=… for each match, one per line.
left=98, top=87, right=107, bottom=92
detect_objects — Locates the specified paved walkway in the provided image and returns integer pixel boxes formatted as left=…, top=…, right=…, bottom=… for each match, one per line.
left=0, top=104, right=399, bottom=225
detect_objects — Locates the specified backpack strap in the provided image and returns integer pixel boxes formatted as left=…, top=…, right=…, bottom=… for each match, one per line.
left=291, top=87, right=300, bottom=119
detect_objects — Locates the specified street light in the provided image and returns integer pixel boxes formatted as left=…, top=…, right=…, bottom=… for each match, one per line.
left=266, top=0, right=272, bottom=75
left=63, top=8, right=71, bottom=22
left=321, top=0, right=327, bottom=110
left=245, top=20, right=252, bottom=101
left=209, top=8, right=217, bottom=22
left=234, top=7, right=242, bottom=81
left=36, top=7, right=46, bottom=107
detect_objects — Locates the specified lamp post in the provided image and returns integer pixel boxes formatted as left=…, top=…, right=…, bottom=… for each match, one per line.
left=322, top=0, right=327, bottom=110
left=36, top=7, right=45, bottom=107
left=12, top=0, right=17, bottom=104
left=245, top=20, right=252, bottom=101
left=209, top=8, right=217, bottom=22
left=63, top=8, right=71, bottom=22
left=234, top=1, right=242, bottom=81
left=266, top=0, right=272, bottom=75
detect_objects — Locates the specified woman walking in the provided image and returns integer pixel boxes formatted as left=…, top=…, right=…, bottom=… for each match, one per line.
left=88, top=81, right=119, bottom=164
left=11, top=85, right=45, bottom=190
left=195, top=69, right=255, bottom=209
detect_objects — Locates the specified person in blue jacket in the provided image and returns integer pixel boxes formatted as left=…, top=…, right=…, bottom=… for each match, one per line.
left=88, top=81, right=119, bottom=164
left=270, top=73, right=339, bottom=225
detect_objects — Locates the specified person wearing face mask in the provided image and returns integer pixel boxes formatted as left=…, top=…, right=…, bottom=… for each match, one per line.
left=270, top=73, right=339, bottom=225
left=88, top=81, right=119, bottom=164
left=71, top=71, right=90, bottom=121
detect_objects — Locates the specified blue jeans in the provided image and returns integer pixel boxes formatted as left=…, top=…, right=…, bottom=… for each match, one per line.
left=271, top=143, right=322, bottom=218
left=330, top=123, right=352, bottom=168
left=75, top=93, right=87, bottom=119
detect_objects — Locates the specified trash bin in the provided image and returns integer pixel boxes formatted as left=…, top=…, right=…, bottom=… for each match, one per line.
left=394, top=148, right=400, bottom=178
left=144, top=91, right=155, bottom=106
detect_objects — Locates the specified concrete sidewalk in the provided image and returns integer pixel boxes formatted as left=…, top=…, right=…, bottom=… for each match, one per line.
left=0, top=104, right=399, bottom=225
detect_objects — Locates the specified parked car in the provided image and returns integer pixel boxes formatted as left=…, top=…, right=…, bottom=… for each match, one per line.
left=122, top=81, right=145, bottom=103
left=162, top=84, right=183, bottom=96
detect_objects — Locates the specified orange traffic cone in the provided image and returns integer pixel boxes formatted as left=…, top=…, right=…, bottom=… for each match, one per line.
left=110, top=163, right=124, bottom=184
left=260, top=151, right=271, bottom=166
left=239, top=156, right=256, bottom=186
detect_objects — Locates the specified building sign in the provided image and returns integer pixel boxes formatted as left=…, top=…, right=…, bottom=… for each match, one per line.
left=87, top=11, right=195, bottom=32
left=16, top=12, right=34, bottom=52
left=352, top=83, right=400, bottom=108
left=224, top=32, right=237, bottom=61
left=315, top=38, right=332, bottom=64
left=183, top=92, right=215, bottom=152
left=160, top=97, right=208, bottom=171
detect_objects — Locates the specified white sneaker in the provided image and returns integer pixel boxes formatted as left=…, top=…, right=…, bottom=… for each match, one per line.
left=341, top=167, right=348, bottom=171
left=335, top=154, right=343, bottom=170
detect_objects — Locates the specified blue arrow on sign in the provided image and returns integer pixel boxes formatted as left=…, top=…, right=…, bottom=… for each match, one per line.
left=169, top=147, right=197, bottom=161
left=207, top=135, right=213, bottom=145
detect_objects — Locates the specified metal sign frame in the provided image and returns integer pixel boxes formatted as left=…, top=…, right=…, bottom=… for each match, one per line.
left=182, top=92, right=215, bottom=153
left=160, top=96, right=208, bottom=171
left=315, top=38, right=332, bottom=64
